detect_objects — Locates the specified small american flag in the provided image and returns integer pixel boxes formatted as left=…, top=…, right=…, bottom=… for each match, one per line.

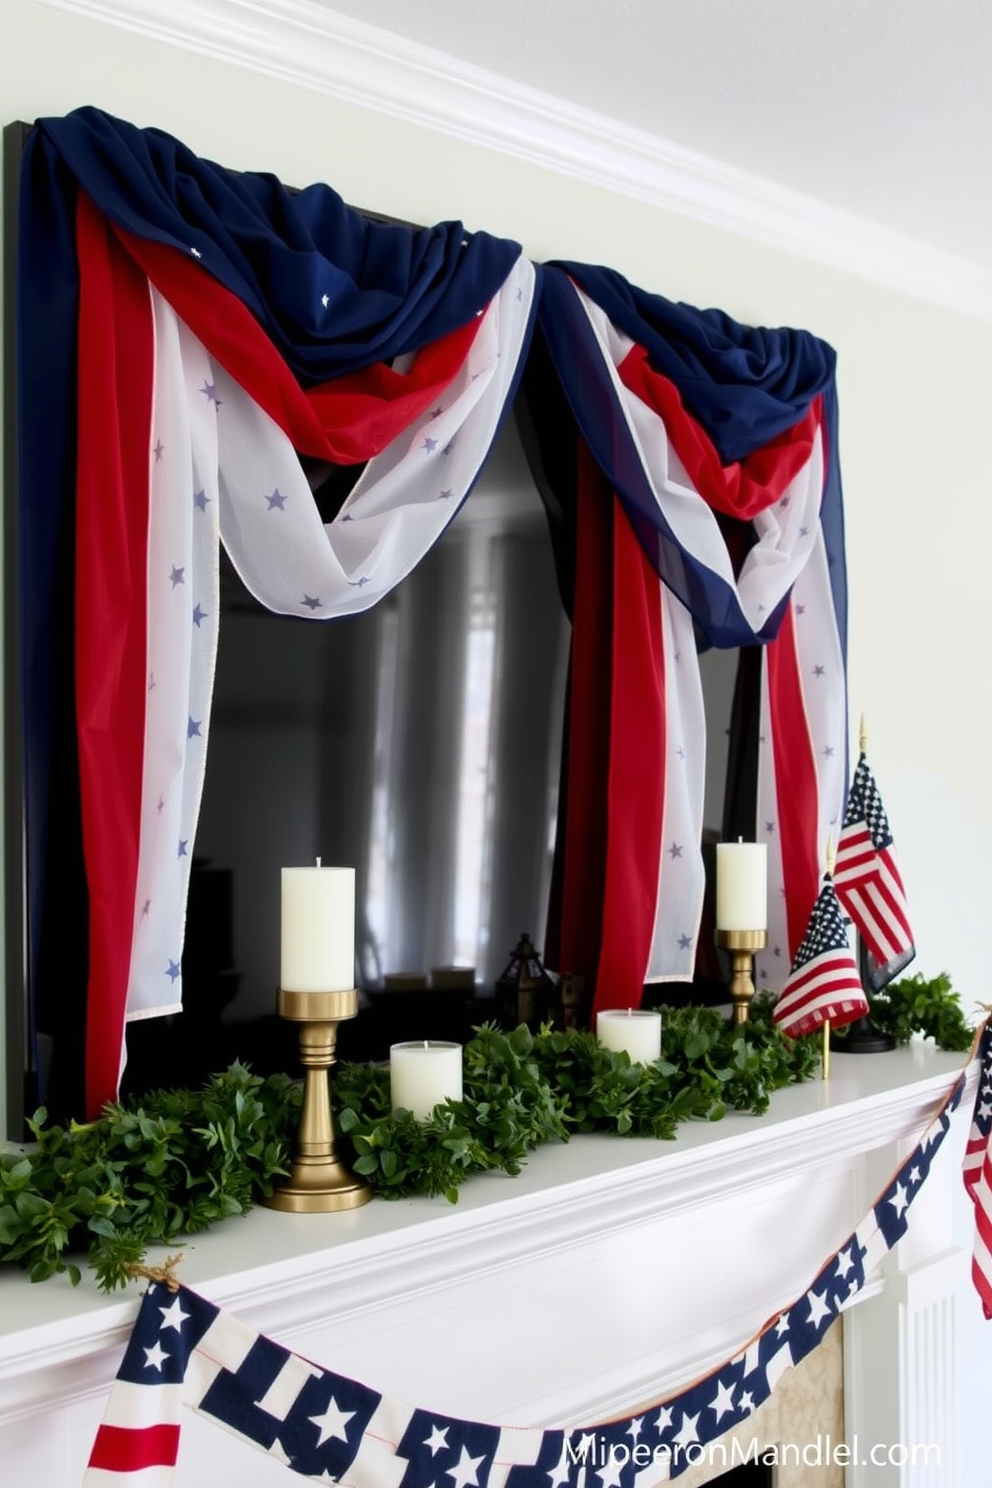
left=963, top=1021, right=992, bottom=1318
left=773, top=877, right=868, bottom=1039
left=833, top=752, right=915, bottom=990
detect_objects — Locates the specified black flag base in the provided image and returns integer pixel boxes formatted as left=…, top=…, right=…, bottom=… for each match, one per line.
left=830, top=1013, right=896, bottom=1054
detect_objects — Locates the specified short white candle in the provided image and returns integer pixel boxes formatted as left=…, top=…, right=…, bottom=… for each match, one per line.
left=390, top=1042, right=463, bottom=1120
left=596, top=1009, right=662, bottom=1063
left=715, top=841, right=768, bottom=931
left=281, top=864, right=355, bottom=991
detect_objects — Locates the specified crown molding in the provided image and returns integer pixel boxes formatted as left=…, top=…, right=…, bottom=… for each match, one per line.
left=33, top=0, right=992, bottom=323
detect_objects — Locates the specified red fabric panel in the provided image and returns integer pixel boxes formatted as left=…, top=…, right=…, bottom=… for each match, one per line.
left=88, top=1423, right=182, bottom=1471
left=593, top=497, right=666, bottom=1016
left=115, top=226, right=480, bottom=465
left=618, top=344, right=821, bottom=521
left=75, top=194, right=153, bottom=1118
left=555, top=442, right=614, bottom=987
left=766, top=601, right=821, bottom=957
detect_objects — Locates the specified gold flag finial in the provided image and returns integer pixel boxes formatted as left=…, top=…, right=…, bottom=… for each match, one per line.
left=825, top=833, right=836, bottom=878
left=859, top=713, right=868, bottom=753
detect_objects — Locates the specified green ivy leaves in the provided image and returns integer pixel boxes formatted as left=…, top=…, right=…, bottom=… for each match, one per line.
left=0, top=978, right=970, bottom=1292
left=332, top=1002, right=819, bottom=1202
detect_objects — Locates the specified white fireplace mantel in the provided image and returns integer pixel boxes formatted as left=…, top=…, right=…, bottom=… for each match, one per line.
left=0, top=1041, right=980, bottom=1486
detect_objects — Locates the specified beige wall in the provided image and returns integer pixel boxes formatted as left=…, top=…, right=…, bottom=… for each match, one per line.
left=3, top=0, right=990, bottom=1119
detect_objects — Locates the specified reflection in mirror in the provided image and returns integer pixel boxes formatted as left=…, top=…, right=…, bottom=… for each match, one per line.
left=121, top=409, right=745, bottom=1091
left=166, top=414, right=571, bottom=1066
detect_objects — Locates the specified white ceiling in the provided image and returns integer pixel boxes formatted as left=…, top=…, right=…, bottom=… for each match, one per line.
left=315, top=0, right=992, bottom=272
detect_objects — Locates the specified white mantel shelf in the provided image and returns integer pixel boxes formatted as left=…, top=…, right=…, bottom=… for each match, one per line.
left=0, top=1041, right=979, bottom=1486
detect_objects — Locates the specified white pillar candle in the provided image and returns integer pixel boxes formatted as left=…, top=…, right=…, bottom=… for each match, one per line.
left=280, top=864, right=355, bottom=991
left=715, top=841, right=768, bottom=931
left=596, top=1009, right=662, bottom=1063
left=390, top=1042, right=463, bottom=1120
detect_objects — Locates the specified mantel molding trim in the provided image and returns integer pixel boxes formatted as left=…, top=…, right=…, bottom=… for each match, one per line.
left=33, top=0, right=992, bottom=324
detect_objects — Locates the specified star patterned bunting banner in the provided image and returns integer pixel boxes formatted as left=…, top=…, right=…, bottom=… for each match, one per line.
left=85, top=1037, right=984, bottom=1487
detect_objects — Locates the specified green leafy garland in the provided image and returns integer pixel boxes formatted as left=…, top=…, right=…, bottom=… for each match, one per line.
left=0, top=982, right=970, bottom=1292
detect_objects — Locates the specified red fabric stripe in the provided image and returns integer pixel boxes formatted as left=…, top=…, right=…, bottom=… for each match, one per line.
left=594, top=496, right=666, bottom=1016
left=115, top=227, right=480, bottom=465
left=766, top=602, right=820, bottom=957
left=555, top=442, right=614, bottom=987
left=617, top=346, right=821, bottom=520
left=88, top=1423, right=181, bottom=1471
left=973, top=1189, right=992, bottom=1249
left=75, top=194, right=153, bottom=1118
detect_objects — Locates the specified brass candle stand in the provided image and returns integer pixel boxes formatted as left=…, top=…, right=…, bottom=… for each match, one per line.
left=715, top=928, right=768, bottom=1023
left=262, top=988, right=372, bottom=1213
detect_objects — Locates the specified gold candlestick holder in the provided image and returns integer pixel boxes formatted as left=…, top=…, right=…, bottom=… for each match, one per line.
left=262, top=988, right=372, bottom=1213
left=715, top=929, right=768, bottom=1024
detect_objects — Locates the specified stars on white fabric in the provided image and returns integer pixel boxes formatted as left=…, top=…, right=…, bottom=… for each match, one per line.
left=200, top=380, right=222, bottom=408
left=169, top=564, right=185, bottom=588
left=192, top=604, right=208, bottom=628
left=301, top=595, right=324, bottom=611
left=422, top=436, right=439, bottom=453
left=193, top=487, right=209, bottom=512
left=187, top=717, right=202, bottom=739
left=266, top=488, right=287, bottom=511
left=166, top=960, right=181, bottom=983
left=668, top=842, right=683, bottom=859
left=153, top=439, right=165, bottom=462
left=812, top=663, right=826, bottom=677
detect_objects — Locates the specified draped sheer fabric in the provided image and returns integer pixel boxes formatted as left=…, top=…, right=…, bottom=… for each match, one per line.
left=17, top=107, right=846, bottom=1115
